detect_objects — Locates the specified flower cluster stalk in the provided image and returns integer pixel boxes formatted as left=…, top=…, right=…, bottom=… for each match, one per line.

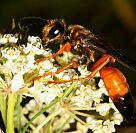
left=6, top=93, right=16, bottom=133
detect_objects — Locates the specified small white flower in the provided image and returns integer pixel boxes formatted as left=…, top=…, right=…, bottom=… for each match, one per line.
left=29, top=81, right=61, bottom=104
left=112, top=112, right=123, bottom=125
left=98, top=79, right=108, bottom=95
left=0, top=38, right=8, bottom=44
left=22, top=107, right=29, bottom=114
left=96, top=103, right=111, bottom=116
left=63, top=74, right=71, bottom=80
left=103, top=120, right=115, bottom=133
left=38, top=90, right=57, bottom=103
left=23, top=43, right=33, bottom=54
left=0, top=34, right=18, bottom=44
left=23, top=41, right=44, bottom=55
left=26, top=103, right=33, bottom=111
left=76, top=122, right=88, bottom=133
left=0, top=128, right=4, bottom=133
left=71, top=84, right=94, bottom=108
left=109, top=99, right=120, bottom=112
left=91, top=89, right=103, bottom=103
left=28, top=36, right=43, bottom=50
left=28, top=36, right=40, bottom=43
left=87, top=116, right=103, bottom=131
left=26, top=54, right=35, bottom=70
left=37, top=85, right=61, bottom=103
left=98, top=79, right=105, bottom=88
left=41, top=60, right=53, bottom=70
left=78, top=65, right=89, bottom=77
left=29, top=99, right=37, bottom=108
left=9, top=36, right=18, bottom=43
left=55, top=71, right=64, bottom=78
left=3, top=34, right=13, bottom=38
left=55, top=51, right=73, bottom=66
left=10, top=73, right=24, bottom=92
left=1, top=47, right=20, bottom=60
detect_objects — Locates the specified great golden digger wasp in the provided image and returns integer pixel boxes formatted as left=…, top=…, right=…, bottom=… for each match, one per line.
left=19, top=17, right=136, bottom=121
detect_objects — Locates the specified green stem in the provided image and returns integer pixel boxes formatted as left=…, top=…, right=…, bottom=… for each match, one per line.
left=56, top=115, right=72, bottom=133
left=6, top=93, right=16, bottom=133
left=0, top=94, right=7, bottom=125
left=22, top=82, right=77, bottom=133
left=16, top=95, right=22, bottom=133
left=34, top=109, right=61, bottom=133
left=48, top=123, right=53, bottom=133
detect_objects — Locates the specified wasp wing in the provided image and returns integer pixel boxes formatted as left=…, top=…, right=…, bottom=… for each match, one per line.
left=83, top=33, right=136, bottom=71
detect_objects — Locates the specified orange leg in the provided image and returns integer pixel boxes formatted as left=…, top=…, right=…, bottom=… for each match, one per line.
left=55, top=60, right=78, bottom=74
left=47, top=54, right=113, bottom=84
left=32, top=60, right=79, bottom=82
left=36, top=42, right=71, bottom=63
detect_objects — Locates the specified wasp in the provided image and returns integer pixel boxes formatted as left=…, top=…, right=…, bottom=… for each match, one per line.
left=19, top=17, right=136, bottom=121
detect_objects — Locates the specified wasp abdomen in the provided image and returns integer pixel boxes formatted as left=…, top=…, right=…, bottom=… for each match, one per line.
left=100, top=67, right=134, bottom=120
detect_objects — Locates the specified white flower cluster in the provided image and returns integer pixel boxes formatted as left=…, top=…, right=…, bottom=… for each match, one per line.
left=0, top=34, right=123, bottom=133
left=0, top=34, right=18, bottom=44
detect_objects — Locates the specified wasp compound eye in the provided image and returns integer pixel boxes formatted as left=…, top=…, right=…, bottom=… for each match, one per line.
left=48, top=22, right=64, bottom=39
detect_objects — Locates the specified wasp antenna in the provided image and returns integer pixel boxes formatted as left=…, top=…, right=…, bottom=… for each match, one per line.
left=18, top=17, right=47, bottom=30
left=18, top=17, right=48, bottom=36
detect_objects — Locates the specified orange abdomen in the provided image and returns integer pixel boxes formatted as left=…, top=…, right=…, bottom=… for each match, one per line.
left=100, top=67, right=129, bottom=101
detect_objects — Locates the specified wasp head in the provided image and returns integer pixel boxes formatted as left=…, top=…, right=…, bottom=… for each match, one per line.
left=42, top=19, right=66, bottom=52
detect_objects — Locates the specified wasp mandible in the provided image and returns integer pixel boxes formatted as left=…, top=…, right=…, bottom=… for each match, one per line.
left=19, top=17, right=136, bottom=121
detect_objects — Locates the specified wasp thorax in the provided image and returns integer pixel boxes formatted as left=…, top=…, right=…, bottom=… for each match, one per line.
left=68, top=25, right=90, bottom=47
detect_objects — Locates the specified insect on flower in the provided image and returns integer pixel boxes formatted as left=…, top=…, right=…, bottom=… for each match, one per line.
left=19, top=17, right=136, bottom=121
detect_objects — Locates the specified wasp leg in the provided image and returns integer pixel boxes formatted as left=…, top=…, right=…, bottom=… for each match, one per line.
left=47, top=54, right=112, bottom=84
left=54, top=60, right=78, bottom=74
left=36, top=42, right=71, bottom=63
left=32, top=60, right=78, bottom=82
left=31, top=72, right=53, bottom=82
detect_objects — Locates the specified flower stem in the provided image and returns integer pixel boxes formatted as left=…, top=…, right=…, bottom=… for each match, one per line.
left=56, top=115, right=72, bottom=133
left=6, top=93, right=16, bottom=133
left=0, top=94, right=7, bottom=125
left=22, top=82, right=77, bottom=133
left=34, top=109, right=62, bottom=133
left=16, top=95, right=22, bottom=133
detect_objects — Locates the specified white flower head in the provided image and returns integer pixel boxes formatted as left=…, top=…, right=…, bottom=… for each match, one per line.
left=0, top=34, right=124, bottom=133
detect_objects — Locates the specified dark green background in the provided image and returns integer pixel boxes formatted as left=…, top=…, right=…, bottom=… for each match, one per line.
left=0, top=0, right=136, bottom=131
